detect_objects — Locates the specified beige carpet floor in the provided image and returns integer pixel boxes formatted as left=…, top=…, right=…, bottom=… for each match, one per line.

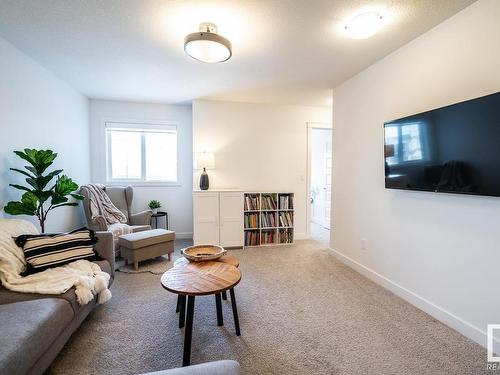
left=47, top=240, right=488, bottom=375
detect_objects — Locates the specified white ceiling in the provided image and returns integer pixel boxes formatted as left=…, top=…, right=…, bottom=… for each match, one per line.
left=0, top=0, right=476, bottom=106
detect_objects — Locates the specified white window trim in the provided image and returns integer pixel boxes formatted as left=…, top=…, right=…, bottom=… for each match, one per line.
left=104, top=120, right=180, bottom=186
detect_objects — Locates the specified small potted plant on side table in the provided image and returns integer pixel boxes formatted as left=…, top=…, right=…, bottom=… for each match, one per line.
left=148, top=200, right=161, bottom=215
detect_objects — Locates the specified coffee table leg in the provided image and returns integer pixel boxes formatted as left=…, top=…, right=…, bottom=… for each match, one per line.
left=229, top=288, right=241, bottom=336
left=222, top=290, right=227, bottom=300
left=215, top=293, right=224, bottom=326
left=179, top=295, right=186, bottom=328
left=176, top=295, right=180, bottom=313
left=183, top=296, right=195, bottom=367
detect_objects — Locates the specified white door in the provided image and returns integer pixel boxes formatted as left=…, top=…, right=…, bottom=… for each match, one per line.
left=310, top=128, right=332, bottom=229
left=193, top=192, right=220, bottom=245
left=219, top=192, right=244, bottom=247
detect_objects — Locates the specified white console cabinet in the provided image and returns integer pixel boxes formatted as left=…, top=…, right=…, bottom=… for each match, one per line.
left=193, top=190, right=244, bottom=247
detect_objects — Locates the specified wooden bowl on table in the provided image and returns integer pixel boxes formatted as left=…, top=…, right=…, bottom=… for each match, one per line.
left=181, top=244, right=226, bottom=262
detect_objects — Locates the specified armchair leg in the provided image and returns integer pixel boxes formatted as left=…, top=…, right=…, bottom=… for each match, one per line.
left=124, top=259, right=128, bottom=266
left=134, top=261, right=139, bottom=271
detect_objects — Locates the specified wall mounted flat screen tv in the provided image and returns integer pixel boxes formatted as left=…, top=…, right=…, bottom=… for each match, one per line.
left=384, top=91, right=500, bottom=197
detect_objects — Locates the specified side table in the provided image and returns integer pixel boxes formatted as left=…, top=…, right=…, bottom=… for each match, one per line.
left=151, top=211, right=169, bottom=230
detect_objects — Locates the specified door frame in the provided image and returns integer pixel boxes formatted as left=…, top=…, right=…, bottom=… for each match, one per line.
left=306, top=122, right=332, bottom=239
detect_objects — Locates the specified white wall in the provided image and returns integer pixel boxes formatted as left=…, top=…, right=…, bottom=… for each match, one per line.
left=193, top=99, right=332, bottom=237
left=89, top=99, right=193, bottom=237
left=331, top=0, right=500, bottom=351
left=0, top=37, right=89, bottom=232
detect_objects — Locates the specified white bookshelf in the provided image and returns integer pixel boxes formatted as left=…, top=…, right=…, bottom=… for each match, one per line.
left=244, top=192, right=294, bottom=247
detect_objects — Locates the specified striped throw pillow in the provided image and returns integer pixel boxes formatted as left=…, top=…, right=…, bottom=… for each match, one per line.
left=15, top=228, right=98, bottom=274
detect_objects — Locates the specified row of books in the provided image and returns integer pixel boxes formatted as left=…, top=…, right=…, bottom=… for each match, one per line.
left=261, top=212, right=276, bottom=227
left=279, top=229, right=293, bottom=244
left=244, top=195, right=260, bottom=210
left=261, top=195, right=276, bottom=210
left=279, top=195, right=293, bottom=210
left=261, top=230, right=275, bottom=244
left=279, top=212, right=293, bottom=227
left=244, top=231, right=260, bottom=246
left=244, top=213, right=259, bottom=229
left=245, top=229, right=294, bottom=246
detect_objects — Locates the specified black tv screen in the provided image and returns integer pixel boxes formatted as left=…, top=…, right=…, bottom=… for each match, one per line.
left=384, top=91, right=500, bottom=197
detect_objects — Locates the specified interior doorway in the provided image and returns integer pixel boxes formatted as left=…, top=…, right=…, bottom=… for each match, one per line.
left=307, top=125, right=332, bottom=245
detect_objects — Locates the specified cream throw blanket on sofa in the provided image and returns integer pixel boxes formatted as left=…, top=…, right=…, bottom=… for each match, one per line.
left=0, top=219, right=111, bottom=305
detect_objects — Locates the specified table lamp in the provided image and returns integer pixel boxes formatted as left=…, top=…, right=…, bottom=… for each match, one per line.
left=195, top=152, right=215, bottom=190
left=384, top=144, right=395, bottom=177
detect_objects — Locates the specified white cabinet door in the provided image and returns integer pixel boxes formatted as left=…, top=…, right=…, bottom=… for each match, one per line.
left=193, top=193, right=220, bottom=245
left=219, top=192, right=244, bottom=247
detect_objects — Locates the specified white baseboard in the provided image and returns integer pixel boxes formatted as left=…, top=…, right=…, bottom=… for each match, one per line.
left=295, top=232, right=308, bottom=240
left=174, top=232, right=193, bottom=240
left=329, top=247, right=500, bottom=354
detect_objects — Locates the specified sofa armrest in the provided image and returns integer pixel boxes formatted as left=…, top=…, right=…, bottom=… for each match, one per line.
left=91, top=215, right=108, bottom=231
left=94, top=231, right=115, bottom=277
left=139, top=360, right=241, bottom=375
left=130, top=210, right=153, bottom=226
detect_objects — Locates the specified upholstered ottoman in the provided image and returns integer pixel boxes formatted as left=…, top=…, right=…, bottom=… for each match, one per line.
left=118, top=229, right=175, bottom=270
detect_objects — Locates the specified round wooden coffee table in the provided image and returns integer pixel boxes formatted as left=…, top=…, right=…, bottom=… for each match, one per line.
left=161, top=260, right=241, bottom=366
left=174, top=255, right=239, bottom=301
left=174, top=254, right=239, bottom=267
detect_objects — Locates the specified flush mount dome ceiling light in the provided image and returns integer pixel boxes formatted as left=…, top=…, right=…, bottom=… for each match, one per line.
left=344, top=11, right=384, bottom=39
left=184, top=22, right=232, bottom=63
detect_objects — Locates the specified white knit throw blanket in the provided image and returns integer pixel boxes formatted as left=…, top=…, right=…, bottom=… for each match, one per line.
left=0, top=219, right=112, bottom=305
left=81, top=184, right=127, bottom=225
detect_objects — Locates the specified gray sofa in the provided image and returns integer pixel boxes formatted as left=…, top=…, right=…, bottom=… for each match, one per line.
left=142, top=360, right=241, bottom=375
left=0, top=231, right=115, bottom=375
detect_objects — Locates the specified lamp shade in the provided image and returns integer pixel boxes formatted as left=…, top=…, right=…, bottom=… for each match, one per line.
left=195, top=152, right=215, bottom=170
left=184, top=23, right=232, bottom=63
left=344, top=11, right=384, bottom=39
left=184, top=35, right=231, bottom=63
left=384, top=144, right=395, bottom=158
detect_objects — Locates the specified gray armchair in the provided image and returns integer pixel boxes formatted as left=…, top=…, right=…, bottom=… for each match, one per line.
left=80, top=185, right=152, bottom=233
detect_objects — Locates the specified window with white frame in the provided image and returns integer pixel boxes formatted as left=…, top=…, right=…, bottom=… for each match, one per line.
left=106, top=122, right=178, bottom=183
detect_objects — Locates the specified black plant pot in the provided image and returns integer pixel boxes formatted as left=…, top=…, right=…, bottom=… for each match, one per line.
left=200, top=168, right=209, bottom=190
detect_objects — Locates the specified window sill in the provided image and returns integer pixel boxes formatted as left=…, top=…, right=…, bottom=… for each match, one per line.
left=106, top=181, right=182, bottom=188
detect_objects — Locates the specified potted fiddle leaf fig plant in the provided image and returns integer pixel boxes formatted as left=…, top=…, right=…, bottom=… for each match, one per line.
left=148, top=200, right=161, bottom=215
left=4, top=149, right=84, bottom=233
